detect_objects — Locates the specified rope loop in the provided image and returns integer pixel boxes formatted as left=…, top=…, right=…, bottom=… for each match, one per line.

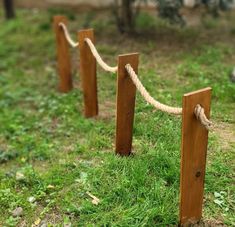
left=194, top=104, right=213, bottom=130
left=59, top=22, right=79, bottom=48
left=85, top=38, right=118, bottom=73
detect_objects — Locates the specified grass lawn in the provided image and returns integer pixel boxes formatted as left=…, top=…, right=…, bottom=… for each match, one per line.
left=0, top=8, right=234, bottom=226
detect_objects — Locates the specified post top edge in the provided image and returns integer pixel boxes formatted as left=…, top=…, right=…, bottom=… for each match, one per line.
left=78, top=28, right=94, bottom=33
left=183, top=87, right=212, bottom=97
left=118, top=53, right=139, bottom=58
left=53, top=15, right=67, bottom=19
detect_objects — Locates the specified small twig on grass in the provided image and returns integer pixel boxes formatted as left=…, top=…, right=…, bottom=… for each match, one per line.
left=86, top=191, right=100, bottom=205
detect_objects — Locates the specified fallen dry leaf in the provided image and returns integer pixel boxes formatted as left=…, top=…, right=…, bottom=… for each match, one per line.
left=34, top=218, right=41, bottom=226
left=47, top=184, right=55, bottom=189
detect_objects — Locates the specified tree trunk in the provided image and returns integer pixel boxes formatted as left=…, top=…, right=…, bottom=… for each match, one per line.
left=3, top=0, right=15, bottom=19
left=112, top=0, right=135, bottom=34
left=121, top=0, right=134, bottom=33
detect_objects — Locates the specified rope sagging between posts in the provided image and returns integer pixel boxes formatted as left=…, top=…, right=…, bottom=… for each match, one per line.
left=85, top=38, right=118, bottom=73
left=59, top=23, right=79, bottom=48
left=56, top=21, right=213, bottom=130
left=125, top=64, right=213, bottom=130
left=125, top=63, right=183, bottom=115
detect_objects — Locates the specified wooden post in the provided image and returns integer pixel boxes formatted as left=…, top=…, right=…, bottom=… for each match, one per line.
left=78, top=29, right=98, bottom=118
left=53, top=16, right=73, bottom=93
left=180, top=87, right=212, bottom=226
left=115, top=53, right=139, bottom=156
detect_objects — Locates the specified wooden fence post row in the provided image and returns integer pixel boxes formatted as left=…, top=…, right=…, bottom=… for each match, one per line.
left=180, top=87, right=212, bottom=226
left=53, top=17, right=212, bottom=224
left=115, top=53, right=139, bottom=156
left=78, top=29, right=98, bottom=118
left=53, top=16, right=73, bottom=93
left=53, top=15, right=98, bottom=118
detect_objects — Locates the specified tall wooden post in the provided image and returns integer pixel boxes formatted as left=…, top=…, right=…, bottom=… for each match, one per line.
left=53, top=16, right=73, bottom=93
left=115, top=53, right=139, bottom=156
left=78, top=29, right=98, bottom=118
left=180, top=87, right=212, bottom=225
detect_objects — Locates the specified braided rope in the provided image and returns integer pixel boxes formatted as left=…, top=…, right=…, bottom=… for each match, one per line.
left=125, top=63, right=213, bottom=130
left=55, top=25, right=213, bottom=130
left=85, top=38, right=118, bottom=73
left=125, top=64, right=183, bottom=115
left=59, top=23, right=79, bottom=48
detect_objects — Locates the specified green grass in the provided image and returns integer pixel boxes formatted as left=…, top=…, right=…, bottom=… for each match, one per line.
left=0, top=9, right=235, bottom=226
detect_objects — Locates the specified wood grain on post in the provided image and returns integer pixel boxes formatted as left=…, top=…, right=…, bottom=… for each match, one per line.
left=180, top=87, right=212, bottom=225
left=53, top=16, right=73, bottom=93
left=78, top=29, right=98, bottom=118
left=115, top=53, right=139, bottom=156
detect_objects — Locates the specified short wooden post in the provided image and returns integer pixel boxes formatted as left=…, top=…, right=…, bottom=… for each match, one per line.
left=115, top=53, right=139, bottom=156
left=180, top=87, right=212, bottom=225
left=78, top=29, right=98, bottom=118
left=53, top=16, right=73, bottom=93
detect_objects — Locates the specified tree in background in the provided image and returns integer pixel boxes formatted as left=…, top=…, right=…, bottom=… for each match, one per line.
left=3, top=0, right=15, bottom=19
left=113, top=0, right=234, bottom=33
left=113, top=0, right=137, bottom=33
left=158, top=0, right=184, bottom=25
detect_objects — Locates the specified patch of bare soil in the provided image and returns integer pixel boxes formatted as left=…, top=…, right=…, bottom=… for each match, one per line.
left=96, top=100, right=116, bottom=120
left=0, top=137, right=8, bottom=151
left=184, top=219, right=226, bottom=226
left=213, top=122, right=235, bottom=151
left=18, top=208, right=63, bottom=226
left=95, top=9, right=235, bottom=56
